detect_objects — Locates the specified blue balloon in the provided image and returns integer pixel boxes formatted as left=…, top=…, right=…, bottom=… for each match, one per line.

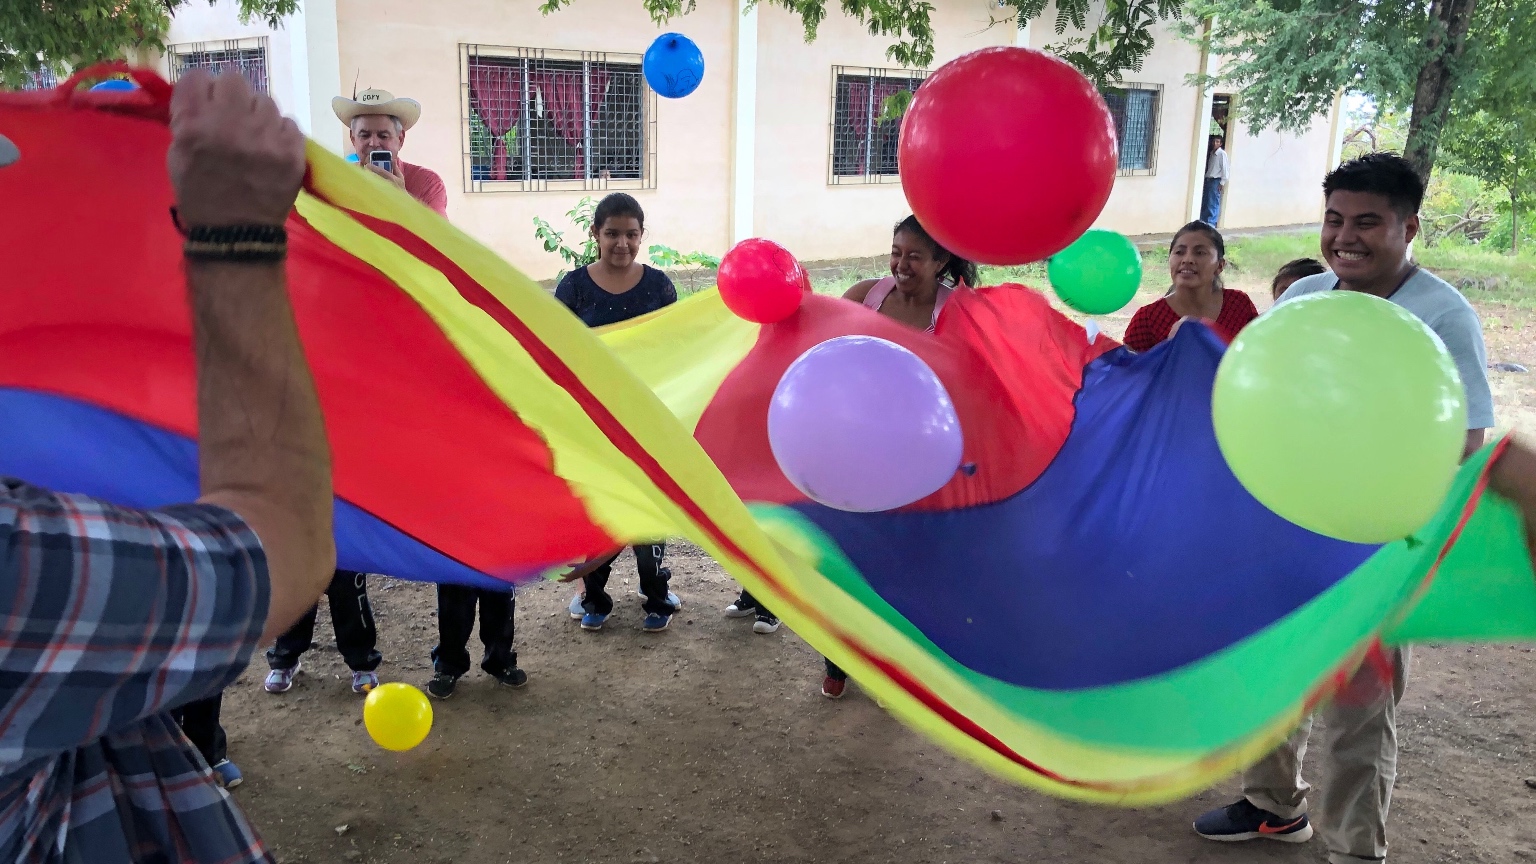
left=90, top=79, right=137, bottom=92
left=643, top=33, right=705, bottom=99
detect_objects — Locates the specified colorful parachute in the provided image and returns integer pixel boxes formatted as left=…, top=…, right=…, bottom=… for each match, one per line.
left=3, top=71, right=1535, bottom=805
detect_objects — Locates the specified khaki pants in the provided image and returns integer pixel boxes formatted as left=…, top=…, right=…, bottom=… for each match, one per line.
left=1243, top=647, right=1409, bottom=864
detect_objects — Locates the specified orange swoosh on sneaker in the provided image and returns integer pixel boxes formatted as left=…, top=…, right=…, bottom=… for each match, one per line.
left=1257, top=817, right=1305, bottom=835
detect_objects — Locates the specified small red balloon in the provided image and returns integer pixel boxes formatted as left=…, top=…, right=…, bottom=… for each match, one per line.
left=898, top=47, right=1118, bottom=266
left=717, top=238, right=810, bottom=323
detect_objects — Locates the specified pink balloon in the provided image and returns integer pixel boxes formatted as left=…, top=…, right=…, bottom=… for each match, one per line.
left=768, top=336, right=963, bottom=512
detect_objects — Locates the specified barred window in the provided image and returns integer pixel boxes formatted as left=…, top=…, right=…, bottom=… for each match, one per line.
left=828, top=67, right=926, bottom=184
left=168, top=37, right=269, bottom=93
left=1102, top=83, right=1162, bottom=176
left=461, top=45, right=655, bottom=193
left=21, top=68, right=58, bottom=91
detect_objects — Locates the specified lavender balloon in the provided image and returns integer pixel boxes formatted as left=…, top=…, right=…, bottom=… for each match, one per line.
left=768, top=336, right=964, bottom=512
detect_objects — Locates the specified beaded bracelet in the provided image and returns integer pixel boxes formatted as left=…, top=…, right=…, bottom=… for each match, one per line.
left=171, top=208, right=288, bottom=262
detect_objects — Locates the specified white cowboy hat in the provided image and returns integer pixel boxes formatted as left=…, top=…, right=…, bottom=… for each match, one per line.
left=332, top=88, right=421, bottom=130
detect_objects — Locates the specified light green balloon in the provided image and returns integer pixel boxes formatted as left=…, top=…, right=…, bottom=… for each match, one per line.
left=1212, top=291, right=1467, bottom=544
left=1047, top=229, right=1142, bottom=315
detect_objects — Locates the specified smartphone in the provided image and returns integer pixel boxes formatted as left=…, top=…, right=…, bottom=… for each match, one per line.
left=369, top=149, right=394, bottom=173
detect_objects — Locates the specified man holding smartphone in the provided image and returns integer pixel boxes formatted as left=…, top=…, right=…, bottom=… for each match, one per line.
left=332, top=88, right=447, bottom=216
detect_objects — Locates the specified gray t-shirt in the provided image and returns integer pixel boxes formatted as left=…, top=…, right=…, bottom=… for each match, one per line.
left=1277, top=269, right=1494, bottom=429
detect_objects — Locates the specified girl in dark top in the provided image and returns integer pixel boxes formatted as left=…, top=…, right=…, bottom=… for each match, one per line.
left=556, top=193, right=681, bottom=633
left=1123, top=221, right=1258, bottom=352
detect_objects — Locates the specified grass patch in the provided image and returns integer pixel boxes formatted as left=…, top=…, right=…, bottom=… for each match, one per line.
left=679, top=229, right=1536, bottom=309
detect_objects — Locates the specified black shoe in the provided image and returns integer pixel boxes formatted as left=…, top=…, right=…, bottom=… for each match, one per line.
left=426, top=671, right=458, bottom=700
left=1193, top=799, right=1313, bottom=843
left=725, top=590, right=757, bottom=618
left=490, top=667, right=528, bottom=688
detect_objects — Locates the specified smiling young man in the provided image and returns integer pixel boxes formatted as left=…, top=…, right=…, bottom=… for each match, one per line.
left=1191, top=152, right=1494, bottom=864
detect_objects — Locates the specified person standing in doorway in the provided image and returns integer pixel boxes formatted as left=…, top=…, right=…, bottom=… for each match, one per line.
left=1201, top=135, right=1230, bottom=227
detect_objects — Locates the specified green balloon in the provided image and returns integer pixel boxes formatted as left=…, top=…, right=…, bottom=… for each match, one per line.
left=1047, top=230, right=1142, bottom=315
left=1212, top=292, right=1467, bottom=543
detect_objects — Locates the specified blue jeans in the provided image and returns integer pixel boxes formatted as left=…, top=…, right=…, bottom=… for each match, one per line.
left=1201, top=177, right=1224, bottom=226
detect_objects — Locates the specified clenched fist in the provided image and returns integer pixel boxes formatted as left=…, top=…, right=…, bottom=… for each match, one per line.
left=168, top=69, right=305, bottom=228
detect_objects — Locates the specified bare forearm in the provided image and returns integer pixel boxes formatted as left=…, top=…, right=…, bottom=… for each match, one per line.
left=1490, top=436, right=1536, bottom=564
left=189, top=260, right=334, bottom=642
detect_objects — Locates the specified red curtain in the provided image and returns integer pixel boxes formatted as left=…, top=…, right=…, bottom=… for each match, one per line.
left=534, top=69, right=610, bottom=176
left=469, top=62, right=523, bottom=180
left=845, top=79, right=907, bottom=173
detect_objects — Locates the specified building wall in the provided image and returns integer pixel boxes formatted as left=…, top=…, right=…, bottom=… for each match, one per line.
left=163, top=0, right=302, bottom=120
left=334, top=0, right=737, bottom=279
left=749, top=0, right=1012, bottom=261
left=1221, top=110, right=1338, bottom=230
left=160, top=0, right=1337, bottom=280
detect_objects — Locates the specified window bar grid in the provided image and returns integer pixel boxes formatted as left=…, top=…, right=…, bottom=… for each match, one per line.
left=167, top=37, right=269, bottom=93
left=827, top=65, right=927, bottom=186
left=461, top=44, right=654, bottom=193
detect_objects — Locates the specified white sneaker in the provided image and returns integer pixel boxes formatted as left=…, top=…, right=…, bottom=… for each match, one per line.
left=725, top=595, right=757, bottom=618
left=752, top=615, right=781, bottom=634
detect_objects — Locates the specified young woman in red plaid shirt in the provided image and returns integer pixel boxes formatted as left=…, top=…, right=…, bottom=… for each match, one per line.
left=1123, top=221, right=1258, bottom=352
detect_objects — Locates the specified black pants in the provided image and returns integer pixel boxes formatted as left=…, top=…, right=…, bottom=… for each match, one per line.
left=266, top=569, right=381, bottom=672
left=432, top=583, right=517, bottom=678
left=173, top=693, right=227, bottom=766
left=581, top=542, right=675, bottom=616
left=737, top=589, right=846, bottom=681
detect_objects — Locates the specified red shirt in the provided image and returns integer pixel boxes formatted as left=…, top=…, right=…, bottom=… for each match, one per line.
left=1122, top=289, right=1258, bottom=352
left=403, top=162, right=448, bottom=216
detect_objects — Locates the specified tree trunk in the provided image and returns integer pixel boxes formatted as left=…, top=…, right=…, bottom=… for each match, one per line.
left=1403, top=0, right=1480, bottom=184
left=1513, top=186, right=1521, bottom=256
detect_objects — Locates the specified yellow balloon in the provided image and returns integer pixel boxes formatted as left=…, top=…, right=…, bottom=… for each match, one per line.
left=363, top=682, right=433, bottom=751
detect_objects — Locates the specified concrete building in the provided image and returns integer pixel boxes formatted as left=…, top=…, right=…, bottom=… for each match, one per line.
left=154, top=0, right=1343, bottom=279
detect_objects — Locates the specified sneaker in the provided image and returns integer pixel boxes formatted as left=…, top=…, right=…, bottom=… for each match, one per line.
left=580, top=612, right=608, bottom=631
left=1194, top=799, right=1313, bottom=843
left=427, top=671, right=458, bottom=700
left=643, top=612, right=671, bottom=632
left=351, top=671, right=379, bottom=694
left=264, top=665, right=300, bottom=694
left=821, top=676, right=847, bottom=699
left=211, top=759, right=243, bottom=789
left=490, top=667, right=528, bottom=688
left=568, top=593, right=586, bottom=620
left=752, top=615, right=780, bottom=634
left=725, top=593, right=757, bottom=618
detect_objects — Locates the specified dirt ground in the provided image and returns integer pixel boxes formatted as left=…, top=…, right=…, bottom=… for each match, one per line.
left=223, top=288, right=1536, bottom=864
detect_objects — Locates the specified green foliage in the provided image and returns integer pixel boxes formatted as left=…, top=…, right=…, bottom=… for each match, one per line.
left=540, top=0, right=1180, bottom=89
left=1179, top=0, right=1425, bottom=137
left=532, top=197, right=599, bottom=279
left=0, top=0, right=296, bottom=87
left=648, top=243, right=721, bottom=293
left=647, top=244, right=720, bottom=270
left=1186, top=0, right=1536, bottom=179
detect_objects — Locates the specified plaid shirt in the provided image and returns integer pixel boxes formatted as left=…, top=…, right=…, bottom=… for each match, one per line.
left=0, top=478, right=273, bottom=863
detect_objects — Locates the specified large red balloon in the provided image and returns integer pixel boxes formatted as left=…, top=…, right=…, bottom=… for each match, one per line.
left=717, top=238, right=811, bottom=323
left=898, top=47, right=1118, bottom=266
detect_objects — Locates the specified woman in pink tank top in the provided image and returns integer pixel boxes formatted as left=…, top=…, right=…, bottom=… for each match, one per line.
left=724, top=214, right=979, bottom=699
left=843, top=214, right=977, bottom=333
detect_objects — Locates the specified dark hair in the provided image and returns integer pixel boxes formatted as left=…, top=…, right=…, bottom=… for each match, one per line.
left=1169, top=221, right=1226, bottom=259
left=894, top=214, right=977, bottom=288
left=1323, top=152, right=1424, bottom=218
left=1272, top=258, right=1326, bottom=293
left=592, top=193, right=645, bottom=232
left=1169, top=221, right=1227, bottom=289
